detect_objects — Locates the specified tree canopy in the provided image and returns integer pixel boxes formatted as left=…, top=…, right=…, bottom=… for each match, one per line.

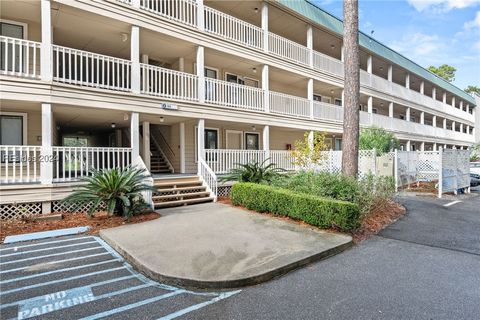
left=465, top=85, right=480, bottom=95
left=428, top=64, right=456, bottom=82
left=359, top=127, right=399, bottom=155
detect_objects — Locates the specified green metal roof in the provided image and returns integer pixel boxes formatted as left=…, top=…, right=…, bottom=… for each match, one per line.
left=275, top=0, right=476, bottom=106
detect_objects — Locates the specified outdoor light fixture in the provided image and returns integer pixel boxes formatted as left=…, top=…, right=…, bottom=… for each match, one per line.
left=380, top=66, right=384, bottom=70
left=123, top=113, right=129, bottom=121
left=121, top=33, right=128, bottom=42
left=330, top=90, right=334, bottom=94
left=252, top=125, right=256, bottom=131
left=111, top=123, right=116, bottom=128
left=254, top=7, right=259, bottom=13
left=159, top=117, right=165, bottom=123
left=252, top=67, right=257, bottom=73
left=330, top=44, right=335, bottom=50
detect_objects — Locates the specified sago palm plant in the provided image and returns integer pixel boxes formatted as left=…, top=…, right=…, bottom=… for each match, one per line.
left=62, top=166, right=155, bottom=218
left=219, top=159, right=285, bottom=184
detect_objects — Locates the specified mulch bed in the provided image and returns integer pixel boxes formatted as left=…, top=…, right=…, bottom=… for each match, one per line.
left=218, top=197, right=405, bottom=245
left=0, top=211, right=160, bottom=244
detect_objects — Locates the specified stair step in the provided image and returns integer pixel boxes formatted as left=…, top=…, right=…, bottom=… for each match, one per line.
left=154, top=196, right=214, bottom=208
left=151, top=170, right=173, bottom=174
left=153, top=191, right=210, bottom=201
left=154, top=180, right=202, bottom=188
left=155, top=185, right=207, bottom=193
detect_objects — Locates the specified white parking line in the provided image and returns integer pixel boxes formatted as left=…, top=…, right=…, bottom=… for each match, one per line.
left=0, top=259, right=120, bottom=284
left=0, top=252, right=111, bottom=275
left=0, top=247, right=104, bottom=266
left=444, top=200, right=462, bottom=207
left=1, top=241, right=98, bottom=257
left=0, top=237, right=94, bottom=252
left=1, top=266, right=126, bottom=295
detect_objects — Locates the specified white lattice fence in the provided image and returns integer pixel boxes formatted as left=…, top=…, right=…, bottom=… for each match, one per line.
left=456, top=150, right=470, bottom=190
left=417, top=151, right=440, bottom=181
left=52, top=201, right=107, bottom=214
left=395, top=151, right=418, bottom=190
left=217, top=185, right=232, bottom=198
left=0, top=202, right=42, bottom=220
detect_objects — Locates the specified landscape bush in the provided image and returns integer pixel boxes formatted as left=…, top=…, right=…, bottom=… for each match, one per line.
left=230, top=182, right=360, bottom=231
left=270, top=171, right=395, bottom=217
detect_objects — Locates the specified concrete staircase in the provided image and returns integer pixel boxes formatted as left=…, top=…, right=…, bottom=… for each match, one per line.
left=152, top=176, right=215, bottom=208
left=150, top=141, right=173, bottom=174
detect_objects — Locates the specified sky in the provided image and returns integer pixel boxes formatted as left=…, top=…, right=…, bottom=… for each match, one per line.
left=311, top=0, right=480, bottom=91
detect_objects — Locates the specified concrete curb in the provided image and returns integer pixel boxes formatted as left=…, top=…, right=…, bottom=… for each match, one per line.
left=4, top=226, right=90, bottom=244
left=100, top=231, right=353, bottom=289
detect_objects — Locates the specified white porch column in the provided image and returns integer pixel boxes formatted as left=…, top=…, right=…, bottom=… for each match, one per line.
left=263, top=125, right=270, bottom=159
left=197, top=119, right=205, bottom=173
left=196, top=46, right=205, bottom=103
left=432, top=115, right=437, bottom=127
left=341, top=90, right=345, bottom=106
left=178, top=57, right=185, bottom=72
left=406, top=107, right=411, bottom=121
left=420, top=111, right=424, bottom=125
left=444, top=144, right=448, bottom=149
left=179, top=122, right=186, bottom=173
left=132, top=0, right=140, bottom=8
left=367, top=55, right=372, bottom=74
left=466, top=125, right=470, bottom=135
left=451, top=96, right=456, bottom=108
left=459, top=100, right=464, bottom=111
left=367, top=96, right=373, bottom=113
left=41, top=0, right=52, bottom=82
left=197, top=0, right=204, bottom=30
left=405, top=73, right=410, bottom=89
left=466, top=104, right=470, bottom=113
left=420, top=142, right=425, bottom=151
left=308, top=131, right=314, bottom=150
left=130, top=112, right=139, bottom=160
left=406, top=140, right=411, bottom=151
left=307, top=78, right=314, bottom=119
left=40, top=103, right=53, bottom=184
left=420, top=81, right=424, bottom=95
left=262, top=65, right=269, bottom=112
left=131, top=26, right=140, bottom=94
left=387, top=65, right=393, bottom=82
left=443, top=118, right=447, bottom=130
left=433, top=142, right=437, bottom=151
left=341, top=45, right=345, bottom=62
left=442, top=92, right=447, bottom=104
left=452, top=121, right=456, bottom=131
left=142, top=121, right=150, bottom=170
left=307, top=25, right=313, bottom=67
left=262, top=2, right=268, bottom=52
left=432, top=87, right=436, bottom=100
left=460, top=123, right=464, bottom=133
left=388, top=102, right=394, bottom=118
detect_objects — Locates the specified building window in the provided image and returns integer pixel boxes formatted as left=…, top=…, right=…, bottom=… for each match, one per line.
left=1, top=21, right=27, bottom=73
left=334, top=98, right=342, bottom=106
left=245, top=132, right=260, bottom=150
left=0, top=114, right=24, bottom=145
left=313, top=94, right=322, bottom=102
left=335, top=138, right=342, bottom=151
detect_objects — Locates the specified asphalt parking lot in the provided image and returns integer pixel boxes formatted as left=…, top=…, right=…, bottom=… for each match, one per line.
left=0, top=236, right=239, bottom=320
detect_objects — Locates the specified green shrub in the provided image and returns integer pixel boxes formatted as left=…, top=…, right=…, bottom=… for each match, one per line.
left=218, top=159, right=285, bottom=183
left=62, top=166, right=155, bottom=219
left=270, top=171, right=395, bottom=217
left=231, top=183, right=360, bottom=231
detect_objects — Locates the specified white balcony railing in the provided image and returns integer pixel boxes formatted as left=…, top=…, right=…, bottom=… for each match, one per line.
left=313, top=101, right=344, bottom=122
left=140, top=63, right=198, bottom=101
left=52, top=147, right=132, bottom=182
left=205, top=149, right=266, bottom=174
left=269, top=91, right=310, bottom=118
left=312, top=50, right=344, bottom=77
left=53, top=45, right=131, bottom=91
left=205, top=78, right=264, bottom=111
left=268, top=33, right=310, bottom=66
left=198, top=158, right=217, bottom=200
left=204, top=6, right=264, bottom=50
left=270, top=150, right=296, bottom=170
left=140, top=0, right=197, bottom=27
left=0, top=36, right=41, bottom=79
left=0, top=146, right=41, bottom=184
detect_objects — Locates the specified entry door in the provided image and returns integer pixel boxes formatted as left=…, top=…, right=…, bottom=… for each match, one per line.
left=205, top=67, right=217, bottom=101
left=226, top=130, right=243, bottom=149
left=245, top=133, right=260, bottom=150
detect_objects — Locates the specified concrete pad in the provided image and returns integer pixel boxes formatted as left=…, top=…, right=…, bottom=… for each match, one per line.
left=100, top=203, right=352, bottom=288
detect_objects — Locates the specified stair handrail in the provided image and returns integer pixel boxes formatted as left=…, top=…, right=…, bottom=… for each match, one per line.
left=132, top=155, right=154, bottom=209
left=198, top=158, right=218, bottom=201
left=150, top=133, right=175, bottom=173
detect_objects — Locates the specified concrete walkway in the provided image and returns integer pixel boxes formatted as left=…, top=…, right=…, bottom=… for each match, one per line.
left=100, top=203, right=352, bottom=288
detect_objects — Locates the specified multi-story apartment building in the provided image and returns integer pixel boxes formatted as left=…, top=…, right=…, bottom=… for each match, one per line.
left=0, top=0, right=477, bottom=211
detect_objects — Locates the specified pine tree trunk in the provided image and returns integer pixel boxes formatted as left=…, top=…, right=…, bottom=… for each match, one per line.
left=342, top=0, right=360, bottom=177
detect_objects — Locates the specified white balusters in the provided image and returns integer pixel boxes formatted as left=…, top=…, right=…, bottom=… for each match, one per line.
left=269, top=92, right=310, bottom=118
left=0, top=146, right=41, bottom=183
left=204, top=78, right=264, bottom=111
left=140, top=63, right=198, bottom=100
left=268, top=33, right=310, bottom=65
left=0, top=36, right=41, bottom=79
left=140, top=0, right=197, bottom=27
